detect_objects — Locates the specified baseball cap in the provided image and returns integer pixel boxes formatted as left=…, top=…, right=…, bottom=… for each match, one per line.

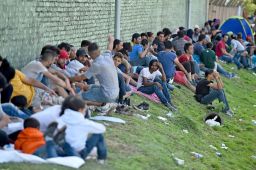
left=59, top=49, right=69, bottom=59
left=76, top=48, right=88, bottom=57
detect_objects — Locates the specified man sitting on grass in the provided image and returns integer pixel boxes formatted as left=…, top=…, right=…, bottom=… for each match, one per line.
left=195, top=69, right=234, bottom=116
left=137, top=59, right=177, bottom=111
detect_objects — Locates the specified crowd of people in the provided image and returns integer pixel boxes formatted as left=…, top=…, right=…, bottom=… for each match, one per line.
left=0, top=18, right=255, bottom=163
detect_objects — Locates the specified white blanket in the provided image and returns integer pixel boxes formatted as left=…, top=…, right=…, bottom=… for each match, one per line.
left=90, top=116, right=126, bottom=124
left=0, top=150, right=85, bottom=169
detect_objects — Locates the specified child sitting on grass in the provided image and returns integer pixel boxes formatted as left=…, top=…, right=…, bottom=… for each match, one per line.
left=57, top=95, right=107, bottom=164
left=15, top=117, right=68, bottom=158
left=113, top=52, right=135, bottom=104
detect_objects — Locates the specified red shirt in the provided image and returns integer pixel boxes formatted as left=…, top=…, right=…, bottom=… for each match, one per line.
left=178, top=54, right=192, bottom=63
left=216, top=40, right=226, bottom=57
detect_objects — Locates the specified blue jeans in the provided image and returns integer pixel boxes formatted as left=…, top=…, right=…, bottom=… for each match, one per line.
left=118, top=64, right=127, bottom=73
left=239, top=54, right=249, bottom=68
left=220, top=55, right=241, bottom=68
left=219, top=55, right=233, bottom=63
left=117, top=73, right=131, bottom=103
left=86, top=77, right=95, bottom=85
left=233, top=53, right=243, bottom=69
left=34, top=141, right=75, bottom=158
left=138, top=78, right=171, bottom=104
left=217, top=64, right=231, bottom=78
left=81, top=85, right=116, bottom=103
left=2, top=103, right=29, bottom=119
left=200, top=89, right=230, bottom=111
left=192, top=55, right=203, bottom=75
left=79, top=134, right=107, bottom=160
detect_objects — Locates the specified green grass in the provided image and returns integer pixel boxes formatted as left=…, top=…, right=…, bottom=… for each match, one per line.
left=1, top=64, right=256, bottom=170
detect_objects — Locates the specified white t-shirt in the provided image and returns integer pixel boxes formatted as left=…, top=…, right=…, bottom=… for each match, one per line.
left=137, top=67, right=162, bottom=88
left=231, top=39, right=245, bottom=51
left=22, top=60, right=48, bottom=82
left=66, top=60, right=85, bottom=77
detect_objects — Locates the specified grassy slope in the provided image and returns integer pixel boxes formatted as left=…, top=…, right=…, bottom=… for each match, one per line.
left=0, top=64, right=255, bottom=170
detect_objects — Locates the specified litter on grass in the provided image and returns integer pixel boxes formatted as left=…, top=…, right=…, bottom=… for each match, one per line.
left=252, top=120, right=256, bottom=125
left=157, top=116, right=167, bottom=121
left=221, top=143, right=228, bottom=150
left=251, top=155, right=256, bottom=159
left=204, top=113, right=222, bottom=127
left=173, top=157, right=185, bottom=165
left=166, top=112, right=174, bottom=118
left=191, top=152, right=203, bottom=159
left=172, top=154, right=184, bottom=166
left=209, top=145, right=218, bottom=151
left=216, top=152, right=222, bottom=157
left=182, top=129, right=189, bottom=134
left=228, top=135, right=235, bottom=138
left=135, top=114, right=151, bottom=120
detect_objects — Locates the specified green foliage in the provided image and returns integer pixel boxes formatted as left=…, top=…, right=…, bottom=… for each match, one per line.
left=244, top=0, right=256, bottom=15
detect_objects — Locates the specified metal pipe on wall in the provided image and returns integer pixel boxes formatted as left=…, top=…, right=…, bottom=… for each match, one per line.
left=206, top=0, right=209, bottom=21
left=187, top=0, right=191, bottom=29
left=114, top=0, right=121, bottom=39
left=237, top=5, right=242, bottom=16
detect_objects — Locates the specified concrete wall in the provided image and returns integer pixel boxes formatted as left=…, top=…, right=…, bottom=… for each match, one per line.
left=0, top=0, right=207, bottom=68
left=190, top=0, right=208, bottom=27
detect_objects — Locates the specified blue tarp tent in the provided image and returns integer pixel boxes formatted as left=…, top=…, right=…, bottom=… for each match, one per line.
left=219, top=16, right=254, bottom=41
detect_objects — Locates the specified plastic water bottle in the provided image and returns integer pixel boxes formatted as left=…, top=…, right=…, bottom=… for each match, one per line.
left=191, top=152, right=203, bottom=159
left=216, top=152, right=222, bottom=157
left=252, top=120, right=256, bottom=126
left=173, top=157, right=185, bottom=165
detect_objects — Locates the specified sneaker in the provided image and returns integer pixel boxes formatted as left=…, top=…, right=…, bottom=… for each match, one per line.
left=115, top=105, right=133, bottom=115
left=123, top=98, right=131, bottom=106
left=54, top=126, right=67, bottom=146
left=167, top=83, right=175, bottom=91
left=224, top=109, right=234, bottom=117
left=133, top=102, right=149, bottom=111
left=98, top=159, right=105, bottom=165
left=164, top=103, right=177, bottom=112
left=228, top=73, right=237, bottom=79
left=44, top=122, right=58, bottom=138
left=96, top=103, right=117, bottom=115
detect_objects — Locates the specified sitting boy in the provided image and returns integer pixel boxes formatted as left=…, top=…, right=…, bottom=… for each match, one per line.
left=113, top=52, right=133, bottom=104
left=15, top=118, right=68, bottom=158
left=195, top=70, right=234, bottom=116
